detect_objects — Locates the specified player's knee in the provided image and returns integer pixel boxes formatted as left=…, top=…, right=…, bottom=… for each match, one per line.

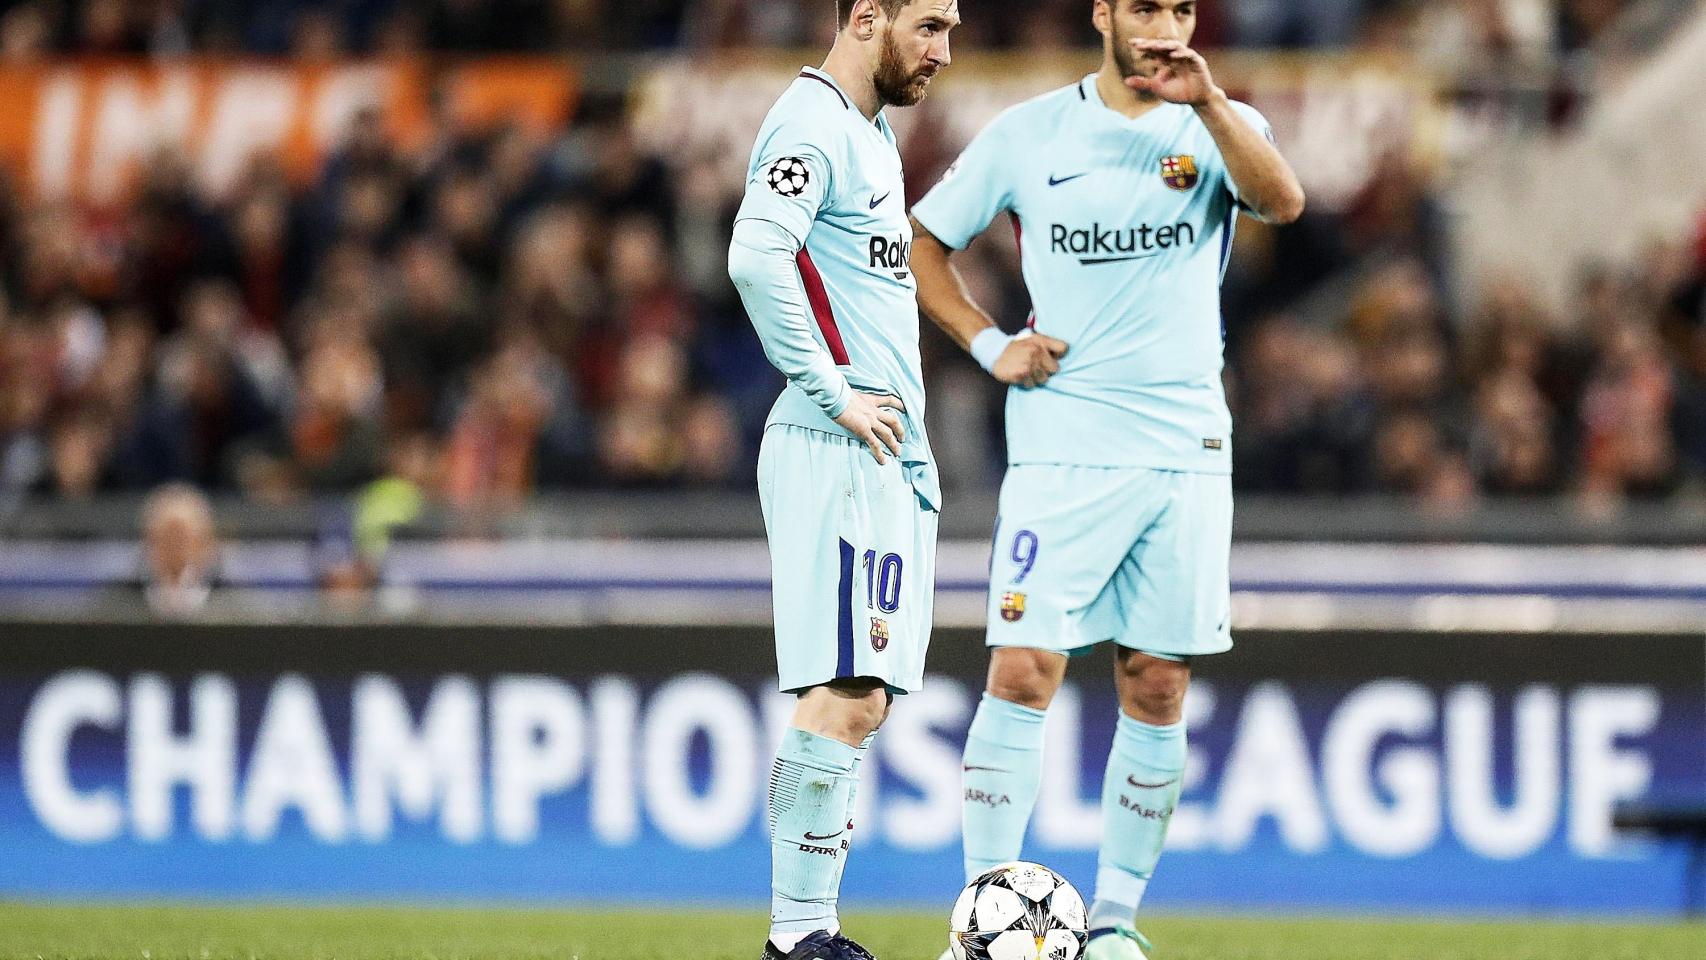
left=986, top=649, right=1066, bottom=710
left=1122, top=674, right=1188, bottom=725
left=794, top=679, right=890, bottom=744
left=1125, top=685, right=1185, bottom=725
left=839, top=686, right=890, bottom=741
left=1118, top=655, right=1190, bottom=725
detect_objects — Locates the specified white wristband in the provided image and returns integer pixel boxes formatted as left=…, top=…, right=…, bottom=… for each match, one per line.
left=969, top=327, right=1013, bottom=374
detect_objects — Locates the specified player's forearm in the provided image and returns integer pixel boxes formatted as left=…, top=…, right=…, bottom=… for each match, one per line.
left=727, top=219, right=852, bottom=418
left=1195, top=90, right=1305, bottom=224
left=910, top=219, right=998, bottom=352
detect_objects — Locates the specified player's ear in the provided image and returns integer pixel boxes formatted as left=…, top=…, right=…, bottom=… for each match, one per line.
left=849, top=0, right=880, bottom=39
left=1091, top=0, right=1112, bottom=39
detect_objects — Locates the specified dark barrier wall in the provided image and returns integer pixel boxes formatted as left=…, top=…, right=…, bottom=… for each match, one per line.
left=3, top=623, right=1702, bottom=912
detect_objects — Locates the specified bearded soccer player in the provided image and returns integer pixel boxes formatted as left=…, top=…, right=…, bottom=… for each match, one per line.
left=726, top=2, right=959, bottom=959
left=909, top=2, right=1304, bottom=957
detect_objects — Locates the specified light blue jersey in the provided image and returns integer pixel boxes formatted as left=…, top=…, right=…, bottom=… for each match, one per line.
left=735, top=66, right=938, bottom=508
left=730, top=66, right=941, bottom=694
left=913, top=74, right=1273, bottom=474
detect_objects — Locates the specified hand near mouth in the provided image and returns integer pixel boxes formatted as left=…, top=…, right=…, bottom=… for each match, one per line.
left=1124, top=38, right=1220, bottom=107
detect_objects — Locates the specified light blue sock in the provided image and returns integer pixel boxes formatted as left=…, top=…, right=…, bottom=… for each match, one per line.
left=769, top=728, right=860, bottom=947
left=828, top=733, right=874, bottom=894
left=1089, top=713, right=1186, bottom=931
left=961, top=693, right=1048, bottom=882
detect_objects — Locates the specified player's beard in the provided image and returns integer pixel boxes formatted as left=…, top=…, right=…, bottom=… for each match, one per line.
left=1110, top=21, right=1161, bottom=85
left=873, top=26, right=936, bottom=107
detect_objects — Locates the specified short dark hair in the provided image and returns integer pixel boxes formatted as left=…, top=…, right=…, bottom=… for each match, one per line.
left=837, top=0, right=912, bottom=27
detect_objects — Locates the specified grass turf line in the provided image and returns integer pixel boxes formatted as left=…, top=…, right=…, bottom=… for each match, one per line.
left=0, top=903, right=1701, bottom=960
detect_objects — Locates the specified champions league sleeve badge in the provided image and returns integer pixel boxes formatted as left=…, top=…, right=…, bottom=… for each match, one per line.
left=1160, top=154, right=1199, bottom=191
left=766, top=156, right=812, bottom=197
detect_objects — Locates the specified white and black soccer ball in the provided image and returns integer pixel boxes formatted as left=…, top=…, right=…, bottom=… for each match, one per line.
left=766, top=156, right=811, bottom=197
left=949, top=862, right=1088, bottom=960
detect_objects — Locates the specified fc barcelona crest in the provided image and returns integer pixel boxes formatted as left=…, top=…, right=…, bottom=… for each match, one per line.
left=1000, top=592, right=1027, bottom=623
left=1160, top=155, right=1199, bottom=191
left=870, top=617, right=890, bottom=651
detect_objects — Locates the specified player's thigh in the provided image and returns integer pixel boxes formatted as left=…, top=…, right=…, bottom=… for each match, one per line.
left=760, top=425, right=935, bottom=693
left=844, top=448, right=937, bottom=695
left=1113, top=471, right=1233, bottom=658
left=986, top=465, right=1158, bottom=654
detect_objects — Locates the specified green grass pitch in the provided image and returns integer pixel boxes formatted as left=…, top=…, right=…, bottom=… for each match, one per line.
left=0, top=903, right=1701, bottom=960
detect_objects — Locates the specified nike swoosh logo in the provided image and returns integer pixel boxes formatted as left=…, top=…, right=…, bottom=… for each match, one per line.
left=1077, top=250, right=1169, bottom=266
left=963, top=765, right=1008, bottom=773
left=869, top=192, right=890, bottom=209
left=1127, top=776, right=1178, bottom=790
left=803, top=829, right=844, bottom=841
left=1048, top=173, right=1088, bottom=186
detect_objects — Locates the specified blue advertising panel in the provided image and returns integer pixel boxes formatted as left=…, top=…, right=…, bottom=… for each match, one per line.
left=1, top=624, right=1702, bottom=912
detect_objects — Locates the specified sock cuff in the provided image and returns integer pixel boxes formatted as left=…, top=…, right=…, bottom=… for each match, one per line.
left=969, top=693, right=1049, bottom=747
left=781, top=727, right=861, bottom=774
left=1115, top=711, right=1185, bottom=744
left=1089, top=868, right=1150, bottom=926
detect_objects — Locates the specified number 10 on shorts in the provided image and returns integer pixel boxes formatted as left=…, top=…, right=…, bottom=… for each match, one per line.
left=845, top=541, right=903, bottom=614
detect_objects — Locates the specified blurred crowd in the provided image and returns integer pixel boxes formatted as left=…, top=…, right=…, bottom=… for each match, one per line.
left=0, top=93, right=776, bottom=516
left=0, top=0, right=1701, bottom=543
left=0, top=0, right=1643, bottom=57
left=1221, top=212, right=1706, bottom=517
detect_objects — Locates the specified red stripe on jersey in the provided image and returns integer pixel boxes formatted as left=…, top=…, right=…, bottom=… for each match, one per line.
left=796, top=248, right=851, bottom=365
left=798, top=70, right=851, bottom=110
left=1011, top=212, right=1037, bottom=329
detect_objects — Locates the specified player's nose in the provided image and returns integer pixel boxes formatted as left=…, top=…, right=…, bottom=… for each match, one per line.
left=929, top=35, right=951, bottom=67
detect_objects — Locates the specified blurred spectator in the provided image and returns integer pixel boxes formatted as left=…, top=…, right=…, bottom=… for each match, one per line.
left=1226, top=0, right=1365, bottom=48
left=1231, top=315, right=1374, bottom=493
left=597, top=332, right=690, bottom=485
left=1578, top=317, right=1678, bottom=503
left=139, top=482, right=220, bottom=615
left=503, top=202, right=602, bottom=356
left=379, top=236, right=489, bottom=431
left=444, top=328, right=584, bottom=505
left=0, top=2, right=52, bottom=61
left=45, top=410, right=115, bottom=498
left=1471, top=370, right=1561, bottom=495
left=255, top=333, right=385, bottom=497
left=1413, top=0, right=1558, bottom=76
left=356, top=431, right=435, bottom=562
left=315, top=517, right=381, bottom=610
left=680, top=393, right=744, bottom=486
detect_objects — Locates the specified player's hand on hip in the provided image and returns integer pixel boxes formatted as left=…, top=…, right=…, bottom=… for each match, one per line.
left=993, top=332, right=1069, bottom=389
left=835, top=392, right=906, bottom=465
left=1125, top=39, right=1218, bottom=106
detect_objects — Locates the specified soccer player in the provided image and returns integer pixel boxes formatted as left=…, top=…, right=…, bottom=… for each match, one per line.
left=909, top=2, right=1305, bottom=958
left=726, top=3, right=959, bottom=959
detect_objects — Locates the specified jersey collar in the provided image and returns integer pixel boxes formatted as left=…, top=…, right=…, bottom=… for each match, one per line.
left=1080, top=72, right=1175, bottom=127
left=800, top=65, right=886, bottom=127
left=800, top=66, right=854, bottom=111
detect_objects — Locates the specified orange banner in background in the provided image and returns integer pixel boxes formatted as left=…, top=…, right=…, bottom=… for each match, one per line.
left=0, top=59, right=579, bottom=204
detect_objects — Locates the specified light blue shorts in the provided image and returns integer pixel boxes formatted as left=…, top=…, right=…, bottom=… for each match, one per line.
left=985, top=465, right=1232, bottom=658
left=758, top=425, right=939, bottom=694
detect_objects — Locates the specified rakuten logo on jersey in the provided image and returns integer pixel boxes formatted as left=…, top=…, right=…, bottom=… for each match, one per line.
left=1051, top=221, right=1195, bottom=265
left=869, top=235, right=912, bottom=280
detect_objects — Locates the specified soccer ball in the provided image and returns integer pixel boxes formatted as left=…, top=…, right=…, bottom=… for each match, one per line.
left=766, top=156, right=811, bottom=197
left=948, top=862, right=1088, bottom=960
